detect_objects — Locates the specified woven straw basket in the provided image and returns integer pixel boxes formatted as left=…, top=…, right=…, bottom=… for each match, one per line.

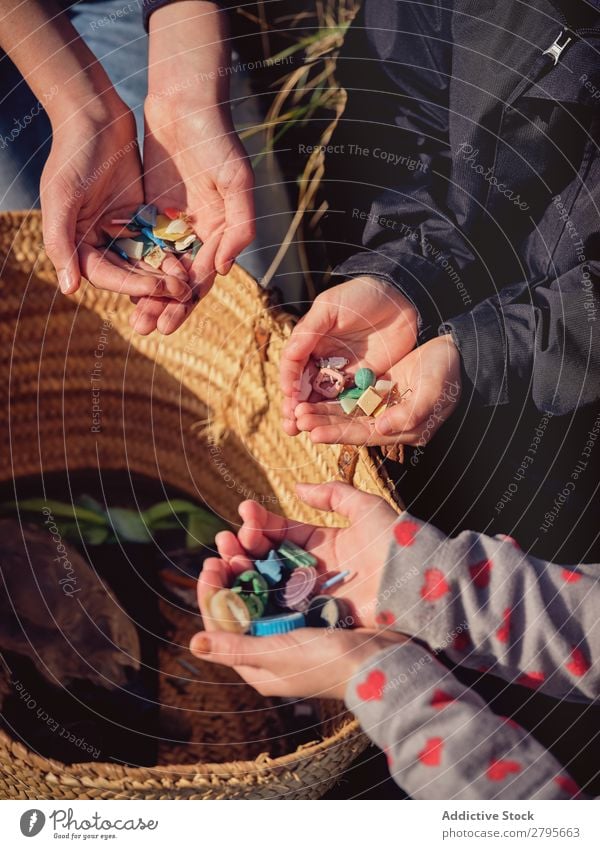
left=0, top=211, right=402, bottom=800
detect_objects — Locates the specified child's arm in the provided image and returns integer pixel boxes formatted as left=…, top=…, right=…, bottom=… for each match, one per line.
left=346, top=641, right=582, bottom=799
left=377, top=515, right=599, bottom=701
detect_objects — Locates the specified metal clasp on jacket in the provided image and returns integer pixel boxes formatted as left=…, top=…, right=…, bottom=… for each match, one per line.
left=542, top=30, right=574, bottom=66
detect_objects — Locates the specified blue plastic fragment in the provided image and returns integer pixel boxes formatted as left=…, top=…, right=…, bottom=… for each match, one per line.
left=251, top=612, right=306, bottom=636
left=141, top=226, right=167, bottom=248
left=108, top=242, right=130, bottom=262
left=134, top=203, right=157, bottom=228
left=255, top=550, right=285, bottom=585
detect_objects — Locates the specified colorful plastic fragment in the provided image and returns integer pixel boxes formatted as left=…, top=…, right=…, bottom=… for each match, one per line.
left=357, top=385, right=384, bottom=416
left=355, top=367, right=376, bottom=390
left=313, top=367, right=346, bottom=399
left=278, top=540, right=317, bottom=568
left=255, top=550, right=285, bottom=585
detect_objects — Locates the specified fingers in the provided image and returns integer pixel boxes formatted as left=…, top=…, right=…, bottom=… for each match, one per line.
left=79, top=244, right=191, bottom=300
left=41, top=188, right=81, bottom=295
left=197, top=556, right=228, bottom=622
left=237, top=500, right=313, bottom=554
left=280, top=299, right=336, bottom=402
left=129, top=296, right=169, bottom=335
left=214, top=530, right=255, bottom=575
left=281, top=396, right=301, bottom=436
left=214, top=165, right=255, bottom=276
left=190, top=631, right=268, bottom=669
left=296, top=481, right=388, bottom=523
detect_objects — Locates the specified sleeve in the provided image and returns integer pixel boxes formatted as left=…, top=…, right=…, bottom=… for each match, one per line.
left=328, top=1, right=483, bottom=343
left=375, top=514, right=600, bottom=703
left=440, top=263, right=600, bottom=412
left=345, top=643, right=583, bottom=799
left=142, top=0, right=227, bottom=30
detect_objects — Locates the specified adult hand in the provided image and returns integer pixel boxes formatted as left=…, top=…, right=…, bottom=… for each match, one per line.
left=198, top=481, right=398, bottom=630
left=190, top=626, right=409, bottom=700
left=294, top=334, right=462, bottom=447
left=280, top=277, right=418, bottom=436
left=130, top=1, right=255, bottom=335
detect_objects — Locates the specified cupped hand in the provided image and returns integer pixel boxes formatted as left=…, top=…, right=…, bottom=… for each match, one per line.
left=294, top=334, right=462, bottom=447
left=280, top=277, right=418, bottom=436
left=190, top=625, right=409, bottom=700
left=197, top=481, right=399, bottom=631
left=130, top=102, right=255, bottom=335
left=41, top=103, right=191, bottom=304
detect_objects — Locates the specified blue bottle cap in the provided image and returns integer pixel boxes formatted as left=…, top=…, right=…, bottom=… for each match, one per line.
left=250, top=612, right=306, bottom=637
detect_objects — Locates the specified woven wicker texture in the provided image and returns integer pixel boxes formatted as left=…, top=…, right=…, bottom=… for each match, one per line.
left=0, top=211, right=402, bottom=799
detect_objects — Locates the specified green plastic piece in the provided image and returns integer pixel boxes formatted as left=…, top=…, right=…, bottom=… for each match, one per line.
left=355, top=368, right=376, bottom=390
left=233, top=570, right=269, bottom=606
left=240, top=593, right=265, bottom=620
left=340, top=395, right=359, bottom=415
left=278, top=540, right=317, bottom=568
left=339, top=386, right=363, bottom=400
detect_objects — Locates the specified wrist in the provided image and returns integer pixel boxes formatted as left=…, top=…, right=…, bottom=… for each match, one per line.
left=47, top=72, right=128, bottom=129
left=147, top=1, right=230, bottom=109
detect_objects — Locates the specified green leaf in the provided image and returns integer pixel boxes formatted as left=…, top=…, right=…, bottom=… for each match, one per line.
left=76, top=494, right=106, bottom=516
left=80, top=525, right=110, bottom=545
left=1, top=498, right=107, bottom=525
left=185, top=511, right=227, bottom=549
left=142, top=499, right=204, bottom=525
left=106, top=508, right=152, bottom=543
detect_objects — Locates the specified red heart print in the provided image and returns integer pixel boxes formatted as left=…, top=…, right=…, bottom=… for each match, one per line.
left=421, top=568, right=450, bottom=601
left=375, top=610, right=396, bottom=627
left=487, top=758, right=522, bottom=781
left=554, top=775, right=580, bottom=797
left=394, top=520, right=420, bottom=547
left=469, top=559, right=492, bottom=588
left=356, top=669, right=386, bottom=701
left=562, top=569, right=582, bottom=583
left=418, top=736, right=443, bottom=767
left=496, top=608, right=511, bottom=643
left=383, top=746, right=393, bottom=768
left=501, top=716, right=521, bottom=730
left=452, top=630, right=471, bottom=651
left=517, top=671, right=545, bottom=689
left=498, top=534, right=521, bottom=550
left=430, top=689, right=456, bottom=709
left=566, top=646, right=590, bottom=677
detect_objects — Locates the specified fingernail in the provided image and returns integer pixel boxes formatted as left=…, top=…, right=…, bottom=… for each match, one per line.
left=190, top=635, right=211, bottom=655
left=58, top=269, right=75, bottom=294
left=217, top=259, right=234, bottom=276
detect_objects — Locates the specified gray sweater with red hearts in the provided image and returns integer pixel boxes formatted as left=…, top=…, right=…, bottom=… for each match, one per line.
left=345, top=515, right=598, bottom=799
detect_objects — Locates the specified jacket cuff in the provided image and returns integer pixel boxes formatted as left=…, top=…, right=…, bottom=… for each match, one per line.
left=142, top=0, right=172, bottom=29
left=440, top=300, right=510, bottom=407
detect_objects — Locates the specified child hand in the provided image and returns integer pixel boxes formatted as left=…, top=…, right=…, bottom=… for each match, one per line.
left=190, top=625, right=409, bottom=700
left=198, top=481, right=398, bottom=630
left=280, top=277, right=418, bottom=436
left=294, top=335, right=461, bottom=446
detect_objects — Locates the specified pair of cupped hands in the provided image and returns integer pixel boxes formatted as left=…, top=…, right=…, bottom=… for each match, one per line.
left=43, top=92, right=254, bottom=336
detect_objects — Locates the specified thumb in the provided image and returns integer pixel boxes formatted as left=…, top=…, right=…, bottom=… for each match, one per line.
left=190, top=631, right=269, bottom=669
left=41, top=184, right=81, bottom=294
left=280, top=299, right=336, bottom=398
left=296, top=480, right=387, bottom=523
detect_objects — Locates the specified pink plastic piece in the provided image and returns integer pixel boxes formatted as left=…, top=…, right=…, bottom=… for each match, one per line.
left=313, top=367, right=346, bottom=399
